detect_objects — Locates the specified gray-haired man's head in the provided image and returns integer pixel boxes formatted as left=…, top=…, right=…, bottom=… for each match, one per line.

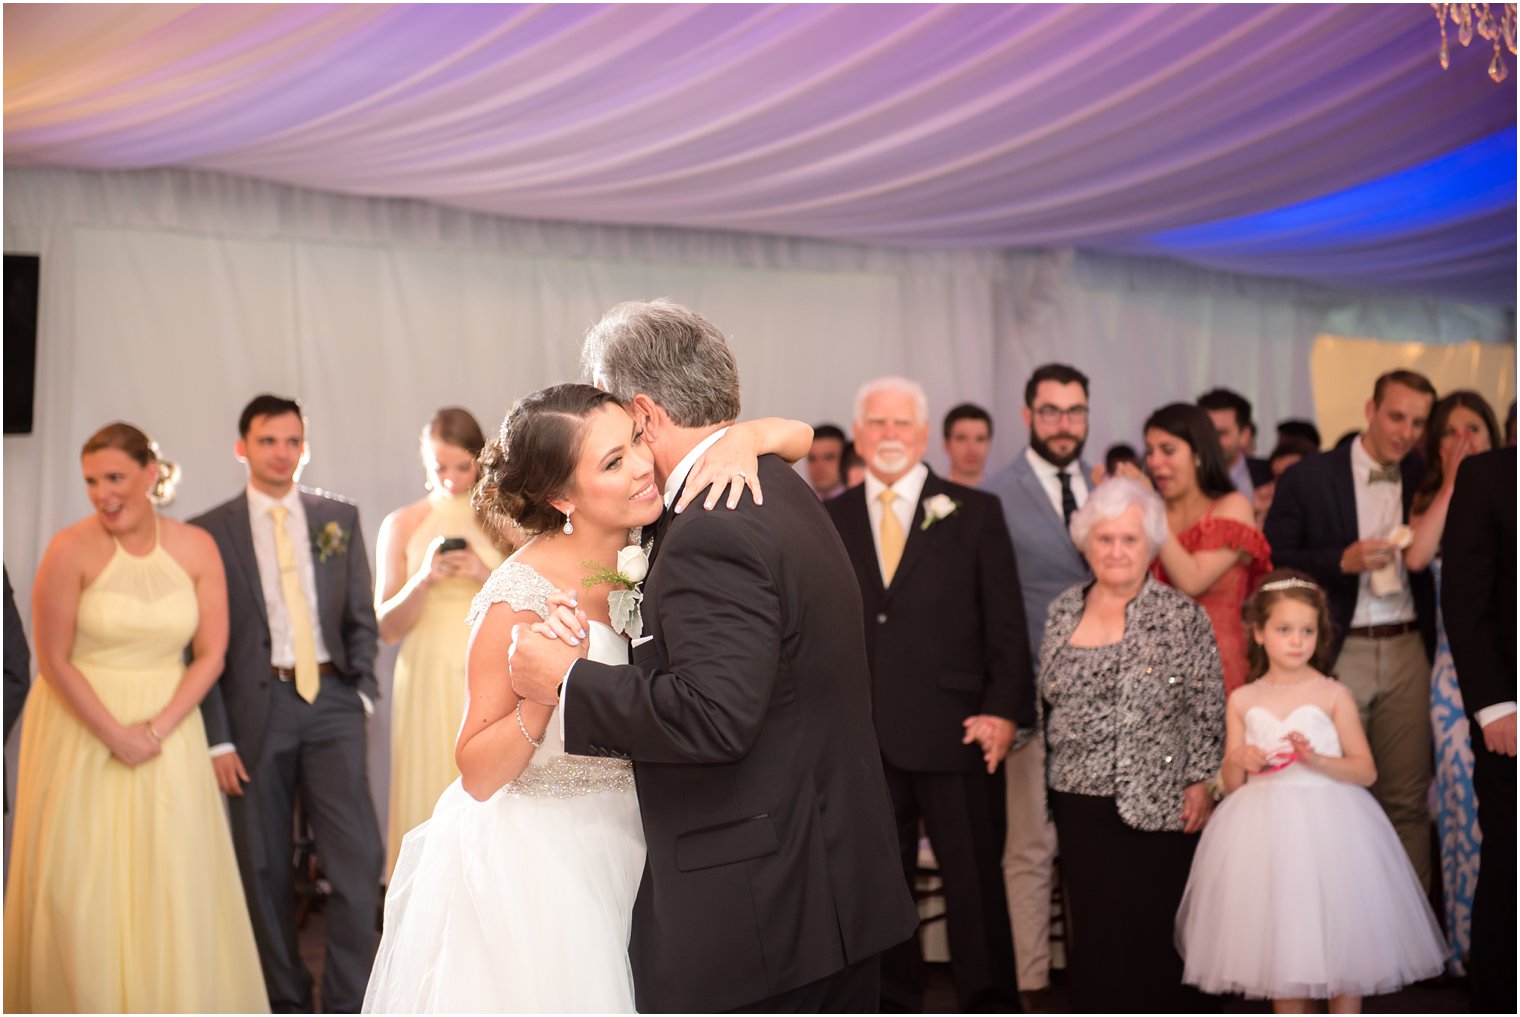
left=580, top=299, right=741, bottom=427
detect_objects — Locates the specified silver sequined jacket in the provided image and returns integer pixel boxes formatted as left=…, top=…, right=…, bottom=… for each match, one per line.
left=1037, top=576, right=1225, bottom=832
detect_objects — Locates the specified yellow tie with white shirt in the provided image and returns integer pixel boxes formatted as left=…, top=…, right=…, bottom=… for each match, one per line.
left=270, top=504, right=320, bottom=704
left=878, top=488, right=906, bottom=585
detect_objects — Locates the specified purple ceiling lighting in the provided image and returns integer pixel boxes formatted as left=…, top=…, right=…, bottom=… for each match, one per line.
left=5, top=4, right=1515, bottom=303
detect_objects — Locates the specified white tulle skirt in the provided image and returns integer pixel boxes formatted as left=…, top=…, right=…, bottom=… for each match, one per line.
left=364, top=778, right=646, bottom=1013
left=1175, top=776, right=1447, bottom=999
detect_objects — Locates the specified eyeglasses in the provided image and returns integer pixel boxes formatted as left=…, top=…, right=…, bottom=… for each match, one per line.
left=1032, top=405, right=1089, bottom=423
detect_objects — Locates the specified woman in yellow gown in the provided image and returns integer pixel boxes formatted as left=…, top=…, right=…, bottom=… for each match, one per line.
left=375, top=408, right=510, bottom=878
left=4, top=423, right=267, bottom=1013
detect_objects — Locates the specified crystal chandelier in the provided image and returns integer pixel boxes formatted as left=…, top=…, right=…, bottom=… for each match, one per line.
left=1432, top=3, right=1518, bottom=82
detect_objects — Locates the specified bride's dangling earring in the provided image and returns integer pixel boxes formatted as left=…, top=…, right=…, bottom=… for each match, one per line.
left=562, top=507, right=574, bottom=535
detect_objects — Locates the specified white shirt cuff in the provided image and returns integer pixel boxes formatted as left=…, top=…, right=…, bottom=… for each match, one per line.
left=1475, top=701, right=1518, bottom=729
left=208, top=742, right=236, bottom=758
left=357, top=690, right=375, bottom=719
left=558, top=659, right=581, bottom=744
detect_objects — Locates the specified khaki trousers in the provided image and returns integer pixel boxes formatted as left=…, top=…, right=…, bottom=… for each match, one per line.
left=1001, top=732, right=1057, bottom=991
left=1335, top=631, right=1432, bottom=890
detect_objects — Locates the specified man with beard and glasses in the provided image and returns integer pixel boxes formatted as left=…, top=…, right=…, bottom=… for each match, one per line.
left=982, top=363, right=1095, bottom=1010
left=827, top=376, right=1031, bottom=1013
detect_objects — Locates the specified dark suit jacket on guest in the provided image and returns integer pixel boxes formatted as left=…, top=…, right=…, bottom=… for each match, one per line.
left=562, top=455, right=917, bottom=1013
left=192, top=489, right=379, bottom=761
left=4, top=567, right=31, bottom=741
left=1441, top=448, right=1517, bottom=719
left=826, top=469, right=1035, bottom=772
left=1263, top=443, right=1435, bottom=664
left=1246, top=456, right=1273, bottom=489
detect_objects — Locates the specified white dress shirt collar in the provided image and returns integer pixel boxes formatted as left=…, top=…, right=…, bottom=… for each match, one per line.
left=863, top=461, right=928, bottom=584
left=1024, top=447, right=1088, bottom=518
left=863, top=460, right=929, bottom=511
left=1227, top=454, right=1255, bottom=498
left=663, top=427, right=729, bottom=509
left=247, top=483, right=303, bottom=517
left=1349, top=432, right=1389, bottom=476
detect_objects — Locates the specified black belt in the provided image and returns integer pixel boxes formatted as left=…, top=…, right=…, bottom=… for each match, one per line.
left=1346, top=621, right=1419, bottom=640
left=272, top=662, right=340, bottom=681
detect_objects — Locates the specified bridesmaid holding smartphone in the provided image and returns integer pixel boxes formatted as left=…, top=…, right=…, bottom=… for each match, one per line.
left=374, top=408, right=510, bottom=880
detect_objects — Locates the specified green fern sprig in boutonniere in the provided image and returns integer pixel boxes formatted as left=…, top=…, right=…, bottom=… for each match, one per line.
left=581, top=545, right=649, bottom=638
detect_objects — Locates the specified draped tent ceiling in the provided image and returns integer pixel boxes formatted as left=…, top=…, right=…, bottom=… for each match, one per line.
left=3, top=3, right=1517, bottom=304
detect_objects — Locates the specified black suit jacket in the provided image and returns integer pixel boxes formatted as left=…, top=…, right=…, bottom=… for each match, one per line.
left=563, top=455, right=917, bottom=1013
left=4, top=567, right=31, bottom=741
left=1441, top=448, right=1517, bottom=718
left=826, top=468, right=1034, bottom=772
left=1263, top=443, right=1435, bottom=663
left=1246, top=456, right=1273, bottom=488
left=191, top=489, right=379, bottom=763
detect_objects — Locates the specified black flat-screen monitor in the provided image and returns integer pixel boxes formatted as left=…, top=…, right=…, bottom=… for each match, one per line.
left=4, top=253, right=40, bottom=435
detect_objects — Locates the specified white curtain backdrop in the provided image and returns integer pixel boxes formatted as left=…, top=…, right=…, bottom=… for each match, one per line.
left=4, top=167, right=1511, bottom=827
left=6, top=166, right=1514, bottom=607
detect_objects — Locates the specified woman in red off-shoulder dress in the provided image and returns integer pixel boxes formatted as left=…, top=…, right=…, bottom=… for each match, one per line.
left=1106, top=403, right=1272, bottom=694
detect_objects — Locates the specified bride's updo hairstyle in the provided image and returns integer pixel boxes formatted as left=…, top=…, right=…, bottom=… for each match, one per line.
left=81, top=422, right=181, bottom=506
left=476, top=383, right=622, bottom=538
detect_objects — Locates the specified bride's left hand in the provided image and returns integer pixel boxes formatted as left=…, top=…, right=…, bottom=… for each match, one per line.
left=676, top=427, right=764, bottom=513
left=535, top=590, right=589, bottom=646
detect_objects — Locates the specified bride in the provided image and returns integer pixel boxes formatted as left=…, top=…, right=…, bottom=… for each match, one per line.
left=363, top=383, right=810, bottom=1013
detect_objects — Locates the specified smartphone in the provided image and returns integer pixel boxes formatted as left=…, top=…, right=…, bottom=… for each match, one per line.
left=438, top=536, right=468, bottom=553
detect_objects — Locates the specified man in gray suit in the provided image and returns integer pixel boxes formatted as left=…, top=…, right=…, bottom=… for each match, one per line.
left=981, top=363, right=1094, bottom=1009
left=193, top=394, right=383, bottom=1013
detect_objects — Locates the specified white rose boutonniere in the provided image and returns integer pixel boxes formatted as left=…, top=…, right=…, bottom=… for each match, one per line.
left=616, top=544, right=649, bottom=583
left=920, top=493, right=960, bottom=531
left=583, top=544, right=649, bottom=639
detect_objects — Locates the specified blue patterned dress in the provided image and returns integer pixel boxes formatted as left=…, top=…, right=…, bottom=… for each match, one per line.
left=1429, top=558, right=1481, bottom=973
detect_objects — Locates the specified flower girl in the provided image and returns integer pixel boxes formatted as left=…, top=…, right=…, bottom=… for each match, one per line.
left=1175, top=570, right=1446, bottom=1013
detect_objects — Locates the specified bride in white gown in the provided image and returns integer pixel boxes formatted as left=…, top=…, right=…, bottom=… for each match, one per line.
left=364, top=384, right=810, bottom=1013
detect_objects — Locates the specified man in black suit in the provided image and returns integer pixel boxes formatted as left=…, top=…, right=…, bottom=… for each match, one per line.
left=826, top=376, right=1032, bottom=1013
left=4, top=567, right=30, bottom=742
left=509, top=300, right=917, bottom=1013
left=193, top=395, right=383, bottom=1013
left=1440, top=447, right=1516, bottom=1013
left=1199, top=387, right=1271, bottom=496
left=1264, top=369, right=1437, bottom=888
left=5, top=566, right=31, bottom=813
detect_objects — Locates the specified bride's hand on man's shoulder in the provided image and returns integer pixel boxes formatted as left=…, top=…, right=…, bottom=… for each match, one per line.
left=677, top=432, right=764, bottom=514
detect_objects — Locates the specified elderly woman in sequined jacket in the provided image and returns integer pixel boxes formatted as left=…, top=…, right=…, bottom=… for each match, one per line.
left=1037, top=476, right=1225, bottom=1013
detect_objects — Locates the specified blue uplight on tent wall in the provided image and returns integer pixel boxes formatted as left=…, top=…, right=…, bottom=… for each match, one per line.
left=1144, top=130, right=1517, bottom=254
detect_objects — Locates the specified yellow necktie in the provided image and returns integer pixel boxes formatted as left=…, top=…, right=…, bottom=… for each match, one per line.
left=270, top=505, right=320, bottom=704
left=879, top=488, right=906, bottom=585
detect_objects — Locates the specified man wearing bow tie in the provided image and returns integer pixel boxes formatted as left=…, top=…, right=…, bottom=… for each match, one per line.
left=1264, top=369, right=1438, bottom=889
left=826, top=376, right=1033, bottom=1013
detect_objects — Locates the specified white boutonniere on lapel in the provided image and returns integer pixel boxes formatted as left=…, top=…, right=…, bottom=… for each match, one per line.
left=582, top=544, right=649, bottom=639
left=310, top=521, right=351, bottom=563
left=920, top=493, right=960, bottom=531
